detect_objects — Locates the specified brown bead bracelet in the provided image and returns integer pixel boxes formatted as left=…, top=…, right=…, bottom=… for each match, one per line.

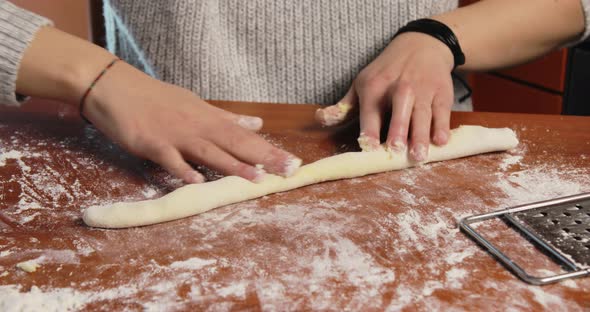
left=79, top=58, right=121, bottom=123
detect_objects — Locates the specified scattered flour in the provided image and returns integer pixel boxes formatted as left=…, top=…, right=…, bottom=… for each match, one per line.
left=72, top=240, right=95, bottom=257
left=0, top=250, right=13, bottom=257
left=444, top=248, right=477, bottom=265
left=528, top=286, right=565, bottom=309
left=398, top=188, right=417, bottom=206
left=421, top=280, right=444, bottom=297
left=13, top=249, right=79, bottom=274
left=445, top=268, right=468, bottom=289
left=0, top=150, right=34, bottom=172
left=141, top=187, right=158, bottom=198
left=19, top=212, right=41, bottom=224
left=1, top=125, right=588, bottom=310
left=561, top=279, right=580, bottom=289
left=169, top=257, right=217, bottom=270
left=0, top=150, right=24, bottom=167
left=1, top=127, right=173, bottom=229
left=494, top=166, right=588, bottom=205
left=0, top=285, right=87, bottom=312
left=499, top=154, right=523, bottom=171
left=216, top=282, right=247, bottom=298
left=0, top=284, right=140, bottom=312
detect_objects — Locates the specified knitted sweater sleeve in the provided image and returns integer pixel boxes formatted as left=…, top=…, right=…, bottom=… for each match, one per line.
left=579, top=0, right=590, bottom=42
left=0, top=1, right=52, bottom=107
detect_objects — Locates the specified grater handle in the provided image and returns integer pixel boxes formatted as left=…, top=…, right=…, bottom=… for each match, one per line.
left=459, top=192, right=590, bottom=285
left=460, top=216, right=590, bottom=285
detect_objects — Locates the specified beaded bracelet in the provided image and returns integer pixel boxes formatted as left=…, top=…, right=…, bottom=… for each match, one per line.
left=79, top=58, right=121, bottom=123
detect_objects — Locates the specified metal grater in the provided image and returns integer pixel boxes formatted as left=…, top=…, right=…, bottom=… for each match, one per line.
left=460, top=193, right=590, bottom=285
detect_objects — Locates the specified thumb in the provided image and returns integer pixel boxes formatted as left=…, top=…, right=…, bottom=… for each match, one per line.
left=315, top=86, right=358, bottom=126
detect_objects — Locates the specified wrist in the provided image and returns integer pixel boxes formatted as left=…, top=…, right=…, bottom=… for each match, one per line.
left=82, top=61, right=155, bottom=123
left=394, top=18, right=465, bottom=71
left=16, top=27, right=116, bottom=106
left=394, top=32, right=455, bottom=71
left=60, top=49, right=117, bottom=106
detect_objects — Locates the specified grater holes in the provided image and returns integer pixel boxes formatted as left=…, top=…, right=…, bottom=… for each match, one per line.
left=576, top=204, right=583, bottom=209
left=551, top=219, right=559, bottom=225
left=575, top=220, right=582, bottom=225
left=534, top=212, right=548, bottom=217
left=567, top=206, right=581, bottom=211
left=586, top=244, right=590, bottom=250
left=563, top=212, right=572, bottom=217
left=574, top=236, right=583, bottom=241
left=563, top=228, right=571, bottom=233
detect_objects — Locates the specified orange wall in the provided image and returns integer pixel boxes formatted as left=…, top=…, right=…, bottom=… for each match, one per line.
left=8, top=0, right=91, bottom=40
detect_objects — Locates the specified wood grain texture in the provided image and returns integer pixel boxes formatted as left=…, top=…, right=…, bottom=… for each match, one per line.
left=0, top=99, right=589, bottom=310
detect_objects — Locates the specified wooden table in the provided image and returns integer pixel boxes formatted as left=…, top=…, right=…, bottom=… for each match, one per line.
left=0, top=100, right=589, bottom=311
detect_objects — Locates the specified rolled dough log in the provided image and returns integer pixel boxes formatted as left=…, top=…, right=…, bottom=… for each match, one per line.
left=83, top=125, right=518, bottom=228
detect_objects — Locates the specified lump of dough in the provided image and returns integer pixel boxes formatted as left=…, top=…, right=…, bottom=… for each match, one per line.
left=83, top=125, right=519, bottom=229
left=16, top=260, right=40, bottom=273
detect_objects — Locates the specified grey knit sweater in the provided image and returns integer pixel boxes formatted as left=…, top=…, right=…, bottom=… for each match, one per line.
left=1, top=0, right=590, bottom=107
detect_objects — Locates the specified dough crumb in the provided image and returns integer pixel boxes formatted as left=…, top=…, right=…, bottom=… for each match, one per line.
left=16, top=260, right=40, bottom=273
left=283, top=156, right=302, bottom=177
left=357, top=133, right=383, bottom=152
left=315, top=102, right=352, bottom=126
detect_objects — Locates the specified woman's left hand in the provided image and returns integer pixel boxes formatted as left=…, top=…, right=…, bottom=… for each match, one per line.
left=316, top=31, right=456, bottom=162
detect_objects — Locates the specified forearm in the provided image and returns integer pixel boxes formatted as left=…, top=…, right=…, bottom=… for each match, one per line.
left=433, top=0, right=586, bottom=71
left=16, top=27, right=116, bottom=106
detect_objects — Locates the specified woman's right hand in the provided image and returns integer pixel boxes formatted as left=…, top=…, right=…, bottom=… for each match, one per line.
left=83, top=62, right=302, bottom=183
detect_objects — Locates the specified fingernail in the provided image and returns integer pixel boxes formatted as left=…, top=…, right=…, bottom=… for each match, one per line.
left=185, top=171, right=205, bottom=184
left=358, top=133, right=380, bottom=152
left=282, top=155, right=302, bottom=177
left=387, top=139, right=406, bottom=153
left=410, top=144, right=428, bottom=162
left=237, top=116, right=263, bottom=131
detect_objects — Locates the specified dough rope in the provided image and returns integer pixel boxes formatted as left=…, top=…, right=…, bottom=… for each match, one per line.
left=83, top=125, right=518, bottom=228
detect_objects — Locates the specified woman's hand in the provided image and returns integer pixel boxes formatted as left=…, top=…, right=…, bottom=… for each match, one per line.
left=83, top=62, right=301, bottom=183
left=317, top=0, right=587, bottom=159
left=316, top=32, right=455, bottom=162
left=16, top=27, right=301, bottom=184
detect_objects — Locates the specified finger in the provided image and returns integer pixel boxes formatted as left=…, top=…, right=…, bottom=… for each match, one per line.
left=205, top=104, right=264, bottom=132
left=409, top=94, right=434, bottom=162
left=385, top=81, right=414, bottom=152
left=315, top=87, right=358, bottom=126
left=234, top=114, right=264, bottom=132
left=358, top=83, right=386, bottom=151
left=431, top=86, right=453, bottom=146
left=181, top=138, right=266, bottom=182
left=146, top=144, right=205, bottom=184
left=209, top=124, right=302, bottom=177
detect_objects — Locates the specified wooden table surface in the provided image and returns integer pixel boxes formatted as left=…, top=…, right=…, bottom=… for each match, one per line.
left=0, top=99, right=589, bottom=311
